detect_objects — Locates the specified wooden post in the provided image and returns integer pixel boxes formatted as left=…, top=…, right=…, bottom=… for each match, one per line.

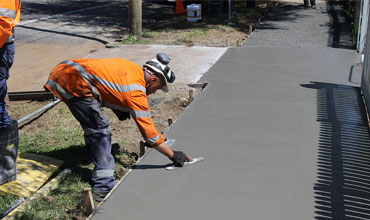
left=249, top=25, right=253, bottom=35
left=168, top=118, right=173, bottom=126
left=202, top=82, right=209, bottom=90
left=82, top=188, right=95, bottom=215
left=189, top=90, right=194, bottom=102
left=140, top=141, right=146, bottom=157
left=128, top=0, right=142, bottom=37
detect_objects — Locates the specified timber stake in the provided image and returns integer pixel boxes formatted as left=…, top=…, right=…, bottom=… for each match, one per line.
left=82, top=188, right=95, bottom=215
left=168, top=118, right=173, bottom=126
left=140, top=141, right=146, bottom=157
left=189, top=90, right=193, bottom=102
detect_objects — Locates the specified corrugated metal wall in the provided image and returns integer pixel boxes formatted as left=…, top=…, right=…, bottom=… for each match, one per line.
left=361, top=11, right=370, bottom=111
left=357, top=0, right=369, bottom=54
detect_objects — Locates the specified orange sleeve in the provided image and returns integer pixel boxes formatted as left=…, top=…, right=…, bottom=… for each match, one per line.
left=0, top=17, right=14, bottom=47
left=128, top=90, right=164, bottom=146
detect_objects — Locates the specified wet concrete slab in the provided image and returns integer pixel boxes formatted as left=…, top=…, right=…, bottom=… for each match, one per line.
left=92, top=47, right=369, bottom=220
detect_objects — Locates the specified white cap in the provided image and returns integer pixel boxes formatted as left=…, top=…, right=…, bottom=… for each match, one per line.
left=143, top=58, right=175, bottom=93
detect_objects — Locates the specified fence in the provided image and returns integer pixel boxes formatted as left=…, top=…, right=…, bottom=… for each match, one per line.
left=362, top=0, right=370, bottom=113
left=357, top=0, right=369, bottom=54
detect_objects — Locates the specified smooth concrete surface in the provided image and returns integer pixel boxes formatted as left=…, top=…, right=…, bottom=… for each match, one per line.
left=85, top=45, right=227, bottom=83
left=93, top=47, right=370, bottom=220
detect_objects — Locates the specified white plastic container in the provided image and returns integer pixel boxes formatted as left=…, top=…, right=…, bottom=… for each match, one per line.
left=187, top=4, right=201, bottom=22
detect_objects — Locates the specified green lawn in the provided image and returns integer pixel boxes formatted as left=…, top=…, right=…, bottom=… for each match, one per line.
left=1, top=102, right=136, bottom=219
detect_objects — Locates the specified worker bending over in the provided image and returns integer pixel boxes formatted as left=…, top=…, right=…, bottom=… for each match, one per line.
left=44, top=53, right=192, bottom=201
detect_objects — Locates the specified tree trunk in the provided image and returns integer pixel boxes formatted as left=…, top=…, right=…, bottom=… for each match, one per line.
left=128, top=0, right=142, bottom=37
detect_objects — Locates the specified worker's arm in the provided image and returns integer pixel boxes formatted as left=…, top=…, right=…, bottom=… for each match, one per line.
left=153, top=141, right=174, bottom=158
left=127, top=91, right=192, bottom=165
left=127, top=91, right=165, bottom=146
left=0, top=17, right=14, bottom=47
left=0, top=0, right=21, bottom=47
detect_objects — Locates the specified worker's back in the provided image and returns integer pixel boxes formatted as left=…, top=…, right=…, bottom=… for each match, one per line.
left=46, top=58, right=146, bottom=109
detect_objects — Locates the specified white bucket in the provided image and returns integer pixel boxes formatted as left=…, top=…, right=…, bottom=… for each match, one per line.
left=187, top=4, right=201, bottom=22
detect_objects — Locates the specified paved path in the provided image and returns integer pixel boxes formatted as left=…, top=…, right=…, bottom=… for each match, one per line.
left=93, top=1, right=369, bottom=219
left=243, top=1, right=353, bottom=49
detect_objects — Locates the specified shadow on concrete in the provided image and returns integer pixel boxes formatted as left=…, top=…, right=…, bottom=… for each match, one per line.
left=327, top=2, right=355, bottom=50
left=301, top=82, right=370, bottom=219
left=257, top=3, right=312, bottom=31
left=133, top=163, right=172, bottom=170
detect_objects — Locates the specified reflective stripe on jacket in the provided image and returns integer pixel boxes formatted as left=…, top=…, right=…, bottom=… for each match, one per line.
left=0, top=0, right=21, bottom=47
left=44, top=58, right=164, bottom=146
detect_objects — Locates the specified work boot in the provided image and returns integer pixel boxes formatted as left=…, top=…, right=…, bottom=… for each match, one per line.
left=93, top=190, right=110, bottom=202
left=111, top=142, right=120, bottom=155
left=0, top=120, right=19, bottom=186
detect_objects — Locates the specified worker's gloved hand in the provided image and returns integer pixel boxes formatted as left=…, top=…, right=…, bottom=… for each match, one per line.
left=170, top=151, right=187, bottom=167
left=112, top=109, right=131, bottom=121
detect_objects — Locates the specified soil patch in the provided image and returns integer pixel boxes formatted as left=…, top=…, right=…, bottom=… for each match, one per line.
left=119, top=1, right=274, bottom=47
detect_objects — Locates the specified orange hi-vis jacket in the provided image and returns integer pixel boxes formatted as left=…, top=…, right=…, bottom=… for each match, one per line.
left=44, top=58, right=165, bottom=146
left=0, top=0, right=21, bottom=47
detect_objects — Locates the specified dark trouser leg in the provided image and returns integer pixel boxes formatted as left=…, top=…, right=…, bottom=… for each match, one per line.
left=303, top=0, right=309, bottom=6
left=0, top=43, right=15, bottom=128
left=85, top=132, right=115, bottom=192
left=310, top=0, right=316, bottom=6
left=66, top=97, right=115, bottom=193
left=0, top=79, right=11, bottom=128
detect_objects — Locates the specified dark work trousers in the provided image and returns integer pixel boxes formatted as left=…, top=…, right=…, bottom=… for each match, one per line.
left=0, top=43, right=15, bottom=128
left=66, top=97, right=115, bottom=193
left=304, top=0, right=315, bottom=6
